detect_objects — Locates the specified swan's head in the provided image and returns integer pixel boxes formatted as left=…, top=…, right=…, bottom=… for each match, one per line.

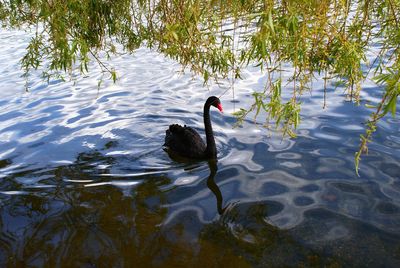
left=207, top=96, right=223, bottom=113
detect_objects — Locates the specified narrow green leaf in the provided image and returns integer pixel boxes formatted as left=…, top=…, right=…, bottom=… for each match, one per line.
left=383, top=95, right=397, bottom=117
left=364, top=103, right=376, bottom=109
left=268, top=11, right=275, bottom=35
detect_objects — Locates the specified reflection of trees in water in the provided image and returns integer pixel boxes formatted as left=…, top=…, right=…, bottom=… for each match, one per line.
left=1, top=151, right=398, bottom=267
left=0, top=151, right=250, bottom=266
left=0, top=151, right=167, bottom=266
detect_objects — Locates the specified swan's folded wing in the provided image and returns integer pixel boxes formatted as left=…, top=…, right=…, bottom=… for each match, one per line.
left=164, top=124, right=206, bottom=157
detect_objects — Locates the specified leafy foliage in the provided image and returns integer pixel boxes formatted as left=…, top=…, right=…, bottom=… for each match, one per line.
left=1, top=0, right=399, bottom=173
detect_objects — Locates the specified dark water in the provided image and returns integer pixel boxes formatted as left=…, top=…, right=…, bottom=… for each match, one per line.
left=1, top=29, right=400, bottom=267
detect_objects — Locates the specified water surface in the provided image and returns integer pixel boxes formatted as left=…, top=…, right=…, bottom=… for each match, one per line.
left=0, top=28, right=400, bottom=267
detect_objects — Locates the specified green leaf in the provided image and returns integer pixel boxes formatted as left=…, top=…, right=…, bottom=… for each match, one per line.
left=111, top=70, right=117, bottom=82
left=268, top=11, right=275, bottom=35
left=374, top=73, right=390, bottom=84
left=364, top=103, right=376, bottom=109
left=383, top=95, right=397, bottom=117
left=203, top=70, right=209, bottom=82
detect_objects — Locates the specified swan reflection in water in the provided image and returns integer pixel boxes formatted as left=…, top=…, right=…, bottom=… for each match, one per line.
left=206, top=159, right=231, bottom=215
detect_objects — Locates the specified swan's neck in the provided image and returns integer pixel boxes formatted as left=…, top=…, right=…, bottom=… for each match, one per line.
left=204, top=104, right=217, bottom=158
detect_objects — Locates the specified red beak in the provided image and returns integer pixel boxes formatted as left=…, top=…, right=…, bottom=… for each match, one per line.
left=217, top=103, right=223, bottom=113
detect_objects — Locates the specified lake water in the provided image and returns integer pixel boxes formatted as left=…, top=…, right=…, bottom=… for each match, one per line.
left=0, top=28, right=400, bottom=267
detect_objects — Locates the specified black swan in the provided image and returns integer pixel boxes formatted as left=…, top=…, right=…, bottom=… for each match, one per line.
left=164, top=96, right=223, bottom=159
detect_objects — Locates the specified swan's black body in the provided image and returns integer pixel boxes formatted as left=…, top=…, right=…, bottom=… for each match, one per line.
left=164, top=96, right=223, bottom=159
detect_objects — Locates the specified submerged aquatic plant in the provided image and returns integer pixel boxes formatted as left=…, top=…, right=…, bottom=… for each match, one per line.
left=0, top=0, right=399, bottom=173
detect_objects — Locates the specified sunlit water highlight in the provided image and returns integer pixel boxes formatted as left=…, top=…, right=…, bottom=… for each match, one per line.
left=0, top=28, right=400, bottom=267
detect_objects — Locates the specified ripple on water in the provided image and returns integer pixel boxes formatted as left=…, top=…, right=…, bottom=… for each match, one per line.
left=331, top=182, right=365, bottom=194
left=276, top=152, right=302, bottom=159
left=294, top=196, right=315, bottom=206
left=261, top=182, right=289, bottom=196
left=375, top=202, right=400, bottom=215
left=299, top=184, right=320, bottom=192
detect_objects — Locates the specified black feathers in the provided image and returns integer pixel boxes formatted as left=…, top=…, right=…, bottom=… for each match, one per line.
left=164, top=124, right=206, bottom=158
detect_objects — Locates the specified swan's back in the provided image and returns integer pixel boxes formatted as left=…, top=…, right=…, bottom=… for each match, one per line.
left=164, top=124, right=206, bottom=159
